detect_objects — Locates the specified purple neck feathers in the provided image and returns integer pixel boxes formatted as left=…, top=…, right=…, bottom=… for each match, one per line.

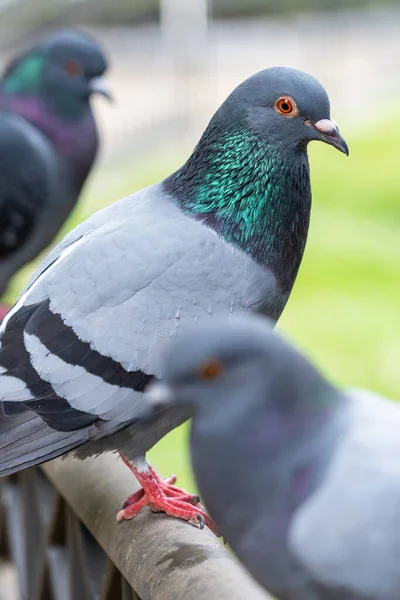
left=4, top=95, right=98, bottom=189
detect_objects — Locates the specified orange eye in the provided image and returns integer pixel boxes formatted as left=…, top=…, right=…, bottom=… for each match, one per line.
left=198, top=359, right=224, bottom=381
left=64, top=60, right=82, bottom=77
left=275, top=96, right=298, bottom=117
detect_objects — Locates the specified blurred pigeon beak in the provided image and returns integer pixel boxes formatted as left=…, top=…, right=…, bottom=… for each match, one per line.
left=145, top=381, right=174, bottom=412
left=312, top=118, right=349, bottom=156
left=89, top=77, right=114, bottom=102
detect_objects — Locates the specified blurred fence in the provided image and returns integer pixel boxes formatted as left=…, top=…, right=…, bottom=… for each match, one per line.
left=0, top=455, right=269, bottom=600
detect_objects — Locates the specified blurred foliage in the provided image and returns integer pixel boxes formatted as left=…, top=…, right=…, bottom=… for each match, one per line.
left=7, top=116, right=399, bottom=493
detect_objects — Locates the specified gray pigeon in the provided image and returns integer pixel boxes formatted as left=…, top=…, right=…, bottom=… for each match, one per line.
left=0, top=29, right=111, bottom=316
left=0, top=67, right=348, bottom=528
left=145, top=314, right=400, bottom=599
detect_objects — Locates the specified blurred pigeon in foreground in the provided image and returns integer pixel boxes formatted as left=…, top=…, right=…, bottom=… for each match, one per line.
left=146, top=314, right=400, bottom=598
left=0, top=67, right=348, bottom=530
left=0, top=29, right=112, bottom=316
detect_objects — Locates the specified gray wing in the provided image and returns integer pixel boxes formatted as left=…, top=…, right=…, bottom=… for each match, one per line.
left=0, top=183, right=274, bottom=430
left=289, top=389, right=400, bottom=599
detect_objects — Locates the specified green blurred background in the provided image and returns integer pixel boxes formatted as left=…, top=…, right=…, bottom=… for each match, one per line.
left=1, top=0, right=400, bottom=495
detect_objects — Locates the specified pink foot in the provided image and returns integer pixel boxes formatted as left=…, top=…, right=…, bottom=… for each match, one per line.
left=117, top=455, right=218, bottom=534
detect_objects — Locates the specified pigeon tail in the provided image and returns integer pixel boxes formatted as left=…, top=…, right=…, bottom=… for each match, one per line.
left=0, top=405, right=89, bottom=477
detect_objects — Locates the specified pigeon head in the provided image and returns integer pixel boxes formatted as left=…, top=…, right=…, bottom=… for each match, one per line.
left=233, top=67, right=348, bottom=155
left=146, top=315, right=337, bottom=420
left=2, top=29, right=112, bottom=119
left=1, top=30, right=112, bottom=187
left=165, top=67, right=348, bottom=303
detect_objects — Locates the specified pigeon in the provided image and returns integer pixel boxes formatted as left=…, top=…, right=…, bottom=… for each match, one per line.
left=145, top=314, right=400, bottom=599
left=0, top=29, right=112, bottom=317
left=0, top=67, right=348, bottom=529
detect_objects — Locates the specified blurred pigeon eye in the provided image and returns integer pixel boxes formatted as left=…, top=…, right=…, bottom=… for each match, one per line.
left=198, top=359, right=224, bottom=381
left=275, top=96, right=299, bottom=117
left=63, top=60, right=82, bottom=77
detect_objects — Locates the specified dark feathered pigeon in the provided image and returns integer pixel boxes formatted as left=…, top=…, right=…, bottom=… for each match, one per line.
left=146, top=314, right=400, bottom=599
left=0, top=67, right=348, bottom=529
left=0, top=29, right=111, bottom=316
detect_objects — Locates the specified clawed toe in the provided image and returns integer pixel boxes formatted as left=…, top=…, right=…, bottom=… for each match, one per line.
left=196, top=514, right=205, bottom=529
left=117, top=456, right=219, bottom=534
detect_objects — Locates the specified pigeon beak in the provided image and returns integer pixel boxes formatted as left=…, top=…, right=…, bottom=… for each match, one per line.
left=311, top=118, right=349, bottom=156
left=136, top=382, right=175, bottom=424
left=144, top=381, right=175, bottom=412
left=89, top=77, right=114, bottom=102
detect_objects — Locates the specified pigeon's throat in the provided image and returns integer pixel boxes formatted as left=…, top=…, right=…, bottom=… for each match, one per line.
left=165, top=130, right=312, bottom=294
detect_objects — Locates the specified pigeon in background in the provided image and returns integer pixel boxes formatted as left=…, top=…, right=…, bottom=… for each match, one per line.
left=0, top=29, right=112, bottom=317
left=146, top=314, right=400, bottom=599
left=0, top=67, right=348, bottom=529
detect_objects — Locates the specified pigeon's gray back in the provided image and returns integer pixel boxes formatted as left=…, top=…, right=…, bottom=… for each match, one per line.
left=290, top=389, right=400, bottom=599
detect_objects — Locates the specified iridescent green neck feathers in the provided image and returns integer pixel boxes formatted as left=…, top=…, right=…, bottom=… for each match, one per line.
left=2, top=55, right=44, bottom=96
left=165, top=129, right=311, bottom=294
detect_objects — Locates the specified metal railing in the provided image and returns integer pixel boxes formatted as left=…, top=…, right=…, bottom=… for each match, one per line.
left=0, top=454, right=270, bottom=600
